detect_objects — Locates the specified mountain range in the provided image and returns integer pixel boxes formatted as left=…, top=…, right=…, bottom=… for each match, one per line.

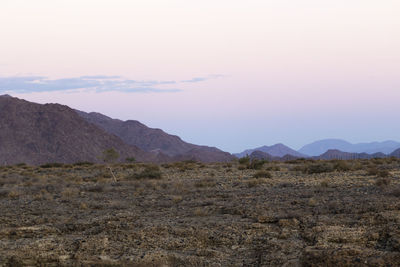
left=236, top=139, right=400, bottom=159
left=1, top=95, right=399, bottom=165
left=298, top=139, right=400, bottom=156
left=0, top=95, right=151, bottom=165
left=76, top=110, right=234, bottom=162
left=0, top=95, right=233, bottom=165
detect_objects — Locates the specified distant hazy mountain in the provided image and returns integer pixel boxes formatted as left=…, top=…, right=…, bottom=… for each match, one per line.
left=317, top=149, right=371, bottom=160
left=248, top=151, right=276, bottom=161
left=299, top=139, right=400, bottom=156
left=390, top=148, right=400, bottom=158
left=77, top=111, right=234, bottom=163
left=235, top=143, right=306, bottom=158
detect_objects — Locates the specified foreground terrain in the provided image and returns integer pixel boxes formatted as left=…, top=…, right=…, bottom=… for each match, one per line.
left=0, top=159, right=400, bottom=266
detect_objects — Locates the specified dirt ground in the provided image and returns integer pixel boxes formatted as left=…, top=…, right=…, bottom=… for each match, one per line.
left=0, top=159, right=399, bottom=266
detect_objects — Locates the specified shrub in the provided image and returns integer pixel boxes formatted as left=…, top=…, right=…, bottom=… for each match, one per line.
left=85, top=184, right=104, bottom=192
left=266, top=165, right=281, bottom=171
left=253, top=170, right=272, bottom=178
left=128, top=164, right=162, bottom=180
left=102, top=148, right=119, bottom=163
left=290, top=165, right=306, bottom=172
left=304, top=162, right=333, bottom=174
left=195, top=178, right=216, bottom=188
left=238, top=156, right=250, bottom=165
left=15, top=163, right=27, bottom=167
left=367, top=167, right=390, bottom=178
left=332, top=160, right=352, bottom=172
left=125, top=157, right=136, bottom=163
left=367, top=166, right=379, bottom=176
left=377, top=170, right=390, bottom=178
left=375, top=178, right=391, bottom=187
left=320, top=180, right=329, bottom=187
left=238, top=165, right=246, bottom=170
left=0, top=189, right=10, bottom=198
left=248, top=159, right=267, bottom=170
left=389, top=186, right=400, bottom=197
left=73, top=162, right=94, bottom=166
left=40, top=163, right=64, bottom=168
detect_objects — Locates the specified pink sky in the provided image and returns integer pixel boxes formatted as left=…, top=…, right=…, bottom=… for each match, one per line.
left=1, top=0, right=400, bottom=152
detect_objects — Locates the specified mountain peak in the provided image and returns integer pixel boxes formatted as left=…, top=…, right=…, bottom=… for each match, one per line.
left=0, top=94, right=12, bottom=98
left=235, top=143, right=306, bottom=158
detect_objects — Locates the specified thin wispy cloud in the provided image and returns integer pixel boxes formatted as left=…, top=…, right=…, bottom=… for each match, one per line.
left=79, top=75, right=121, bottom=79
left=181, top=74, right=225, bottom=83
left=0, top=75, right=222, bottom=94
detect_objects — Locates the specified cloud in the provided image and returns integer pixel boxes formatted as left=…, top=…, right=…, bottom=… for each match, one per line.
left=79, top=75, right=121, bottom=79
left=0, top=74, right=224, bottom=94
left=181, top=74, right=225, bottom=83
left=0, top=76, right=181, bottom=94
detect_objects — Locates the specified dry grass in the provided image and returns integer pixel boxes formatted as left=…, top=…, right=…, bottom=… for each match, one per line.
left=0, top=159, right=399, bottom=266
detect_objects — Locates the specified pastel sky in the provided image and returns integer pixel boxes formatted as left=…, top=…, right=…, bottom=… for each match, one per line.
left=1, top=0, right=399, bottom=152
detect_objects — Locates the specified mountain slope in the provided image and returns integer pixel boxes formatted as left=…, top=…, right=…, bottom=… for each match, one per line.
left=317, top=149, right=371, bottom=160
left=299, top=139, right=400, bottom=156
left=299, top=139, right=353, bottom=156
left=0, top=95, right=151, bottom=165
left=390, top=148, right=400, bottom=158
left=76, top=111, right=234, bottom=162
left=235, top=143, right=306, bottom=158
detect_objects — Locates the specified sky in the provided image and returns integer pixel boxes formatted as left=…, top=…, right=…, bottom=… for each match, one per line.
left=1, top=0, right=399, bottom=153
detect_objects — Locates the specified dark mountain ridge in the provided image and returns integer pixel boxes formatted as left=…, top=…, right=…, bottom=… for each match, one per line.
left=76, top=110, right=234, bottom=163
left=0, top=95, right=153, bottom=165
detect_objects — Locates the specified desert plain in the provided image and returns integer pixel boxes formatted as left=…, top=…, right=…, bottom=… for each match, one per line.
left=0, top=158, right=400, bottom=266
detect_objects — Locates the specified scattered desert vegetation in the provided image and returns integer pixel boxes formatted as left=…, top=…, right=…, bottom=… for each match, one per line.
left=0, top=158, right=400, bottom=266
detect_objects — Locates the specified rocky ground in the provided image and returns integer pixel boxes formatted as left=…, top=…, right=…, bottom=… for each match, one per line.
left=0, top=159, right=400, bottom=266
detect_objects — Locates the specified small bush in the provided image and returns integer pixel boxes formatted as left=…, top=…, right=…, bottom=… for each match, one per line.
left=367, top=167, right=390, bottom=178
left=73, top=162, right=94, bottom=166
left=40, top=163, right=64, bottom=168
left=367, top=167, right=379, bottom=176
left=238, top=156, right=250, bottom=165
left=0, top=189, right=10, bottom=198
left=320, top=180, right=329, bottom=187
left=195, top=178, right=217, bottom=188
left=389, top=186, right=400, bottom=197
left=377, top=170, right=390, bottom=178
left=248, top=159, right=267, bottom=170
left=375, top=178, right=391, bottom=187
left=332, top=161, right=352, bottom=172
left=253, top=170, right=272, bottom=178
left=128, top=165, right=162, bottom=180
left=125, top=157, right=136, bottom=163
left=15, top=163, right=27, bottom=167
left=266, top=165, right=281, bottom=171
left=238, top=165, right=246, bottom=170
left=247, top=178, right=268, bottom=188
left=85, top=184, right=104, bottom=192
left=304, top=162, right=333, bottom=174
left=290, top=165, right=305, bottom=172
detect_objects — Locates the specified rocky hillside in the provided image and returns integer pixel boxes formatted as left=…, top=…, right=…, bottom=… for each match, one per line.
left=77, top=110, right=234, bottom=162
left=0, top=95, right=152, bottom=165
